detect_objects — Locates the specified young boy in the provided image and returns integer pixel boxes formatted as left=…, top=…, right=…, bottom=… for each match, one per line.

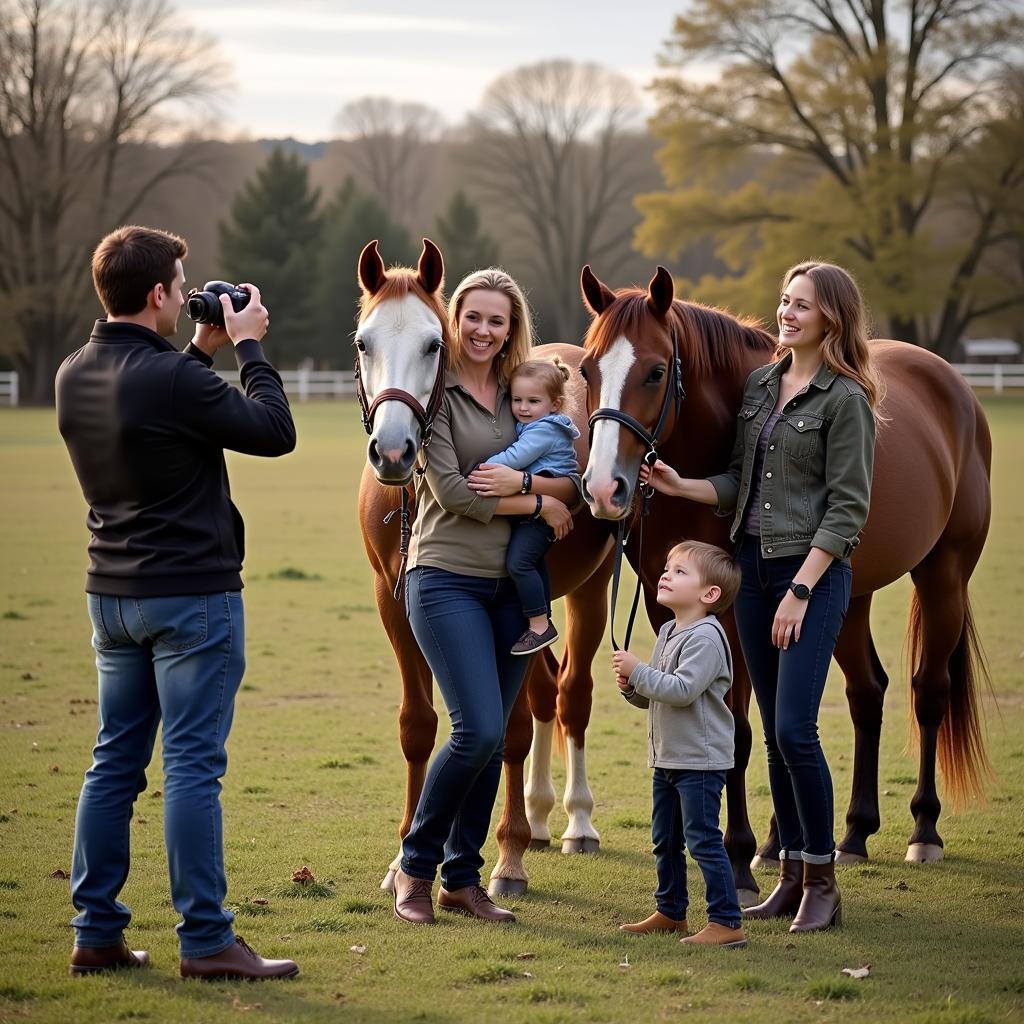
left=612, top=540, right=746, bottom=948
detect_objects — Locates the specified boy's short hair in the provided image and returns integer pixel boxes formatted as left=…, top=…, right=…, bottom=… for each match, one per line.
left=92, top=225, right=187, bottom=316
left=667, top=540, right=741, bottom=614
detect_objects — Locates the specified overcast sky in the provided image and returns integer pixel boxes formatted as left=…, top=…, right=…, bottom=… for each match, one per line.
left=175, top=0, right=695, bottom=141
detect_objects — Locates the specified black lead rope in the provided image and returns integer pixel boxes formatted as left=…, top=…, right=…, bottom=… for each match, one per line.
left=382, top=487, right=414, bottom=601
left=589, top=322, right=685, bottom=652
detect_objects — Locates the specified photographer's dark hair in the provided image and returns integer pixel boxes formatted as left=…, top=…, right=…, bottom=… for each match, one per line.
left=92, top=225, right=187, bottom=316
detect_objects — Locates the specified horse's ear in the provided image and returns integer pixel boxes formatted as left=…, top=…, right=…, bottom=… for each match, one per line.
left=581, top=265, right=616, bottom=316
left=417, top=238, right=445, bottom=295
left=646, top=266, right=674, bottom=319
left=358, top=239, right=386, bottom=295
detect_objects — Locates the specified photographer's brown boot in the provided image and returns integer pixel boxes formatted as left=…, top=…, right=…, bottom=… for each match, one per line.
left=619, top=911, right=687, bottom=935
left=742, top=855, right=803, bottom=920
left=394, top=868, right=435, bottom=924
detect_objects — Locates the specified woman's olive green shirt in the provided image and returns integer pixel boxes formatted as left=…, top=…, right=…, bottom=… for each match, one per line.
left=707, top=353, right=876, bottom=560
left=407, top=372, right=520, bottom=578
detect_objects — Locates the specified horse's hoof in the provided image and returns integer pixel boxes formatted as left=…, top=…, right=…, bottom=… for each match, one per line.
left=835, top=850, right=869, bottom=866
left=750, top=855, right=781, bottom=871
left=379, top=869, right=397, bottom=892
left=736, top=887, right=760, bottom=909
left=561, top=837, right=600, bottom=855
left=489, top=876, right=528, bottom=898
left=906, top=843, right=944, bottom=864
left=528, top=838, right=551, bottom=852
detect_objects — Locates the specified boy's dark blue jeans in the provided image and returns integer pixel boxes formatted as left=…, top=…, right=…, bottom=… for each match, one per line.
left=505, top=517, right=554, bottom=618
left=733, top=533, right=852, bottom=862
left=651, top=768, right=741, bottom=928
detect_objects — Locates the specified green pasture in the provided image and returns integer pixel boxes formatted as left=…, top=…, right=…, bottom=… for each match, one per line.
left=1, top=398, right=1022, bottom=1024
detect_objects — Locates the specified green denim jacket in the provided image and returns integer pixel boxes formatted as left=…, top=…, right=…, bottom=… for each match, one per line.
left=706, top=353, right=875, bottom=560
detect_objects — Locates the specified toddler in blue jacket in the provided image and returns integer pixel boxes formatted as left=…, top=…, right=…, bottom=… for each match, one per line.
left=485, top=357, right=579, bottom=655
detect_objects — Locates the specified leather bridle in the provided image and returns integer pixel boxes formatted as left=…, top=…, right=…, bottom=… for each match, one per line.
left=586, top=321, right=685, bottom=651
left=355, top=341, right=449, bottom=599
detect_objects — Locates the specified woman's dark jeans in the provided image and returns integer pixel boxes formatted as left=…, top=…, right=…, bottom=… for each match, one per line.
left=506, top=517, right=555, bottom=618
left=652, top=768, right=741, bottom=928
left=734, top=534, right=852, bottom=862
left=401, top=567, right=529, bottom=890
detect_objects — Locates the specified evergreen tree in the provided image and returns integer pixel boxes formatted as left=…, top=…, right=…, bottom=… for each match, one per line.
left=218, top=147, right=323, bottom=365
left=314, top=176, right=416, bottom=365
left=433, top=190, right=500, bottom=289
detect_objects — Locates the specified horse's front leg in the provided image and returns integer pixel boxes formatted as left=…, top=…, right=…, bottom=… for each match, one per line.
left=524, top=648, right=559, bottom=848
left=557, top=555, right=613, bottom=854
left=490, top=685, right=533, bottom=897
left=371, top=572, right=437, bottom=891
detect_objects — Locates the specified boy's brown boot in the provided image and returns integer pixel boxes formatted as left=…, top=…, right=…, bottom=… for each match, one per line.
left=680, top=922, right=747, bottom=948
left=619, top=910, right=687, bottom=935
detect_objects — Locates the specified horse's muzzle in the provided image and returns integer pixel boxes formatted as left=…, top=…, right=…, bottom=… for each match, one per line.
left=368, top=436, right=418, bottom=485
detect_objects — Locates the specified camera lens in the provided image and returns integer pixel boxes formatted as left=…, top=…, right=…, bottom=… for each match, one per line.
left=186, top=294, right=212, bottom=323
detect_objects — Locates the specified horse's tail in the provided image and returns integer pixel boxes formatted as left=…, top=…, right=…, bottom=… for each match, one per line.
left=906, top=590, right=992, bottom=809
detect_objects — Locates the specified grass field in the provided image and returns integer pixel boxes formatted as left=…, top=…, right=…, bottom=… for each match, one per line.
left=1, top=397, right=1023, bottom=1024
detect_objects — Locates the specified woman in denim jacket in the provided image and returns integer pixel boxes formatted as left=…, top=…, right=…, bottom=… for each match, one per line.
left=642, top=262, right=881, bottom=933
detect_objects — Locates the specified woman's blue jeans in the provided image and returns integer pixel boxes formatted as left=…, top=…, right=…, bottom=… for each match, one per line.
left=652, top=768, right=741, bottom=928
left=401, top=567, right=529, bottom=890
left=70, top=592, right=243, bottom=958
left=734, top=535, right=852, bottom=862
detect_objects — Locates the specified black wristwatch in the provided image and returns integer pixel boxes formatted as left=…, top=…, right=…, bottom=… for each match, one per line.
left=520, top=471, right=532, bottom=494
left=789, top=582, right=812, bottom=600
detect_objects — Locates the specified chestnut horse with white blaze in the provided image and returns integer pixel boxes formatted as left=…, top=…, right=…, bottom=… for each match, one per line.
left=355, top=239, right=618, bottom=897
left=578, top=264, right=992, bottom=870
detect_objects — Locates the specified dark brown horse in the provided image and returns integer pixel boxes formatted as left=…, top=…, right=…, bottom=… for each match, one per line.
left=578, top=264, right=992, bottom=869
left=355, top=239, right=617, bottom=895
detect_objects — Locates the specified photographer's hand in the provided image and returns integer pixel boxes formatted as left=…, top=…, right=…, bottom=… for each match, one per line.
left=190, top=321, right=232, bottom=358
left=223, top=283, right=270, bottom=345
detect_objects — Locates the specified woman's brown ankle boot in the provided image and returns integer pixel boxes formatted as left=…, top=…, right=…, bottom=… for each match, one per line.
left=790, top=858, right=842, bottom=932
left=742, top=856, right=803, bottom=920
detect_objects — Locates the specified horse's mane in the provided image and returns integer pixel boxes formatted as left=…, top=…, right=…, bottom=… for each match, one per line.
left=584, top=290, right=776, bottom=378
left=358, top=269, right=450, bottom=345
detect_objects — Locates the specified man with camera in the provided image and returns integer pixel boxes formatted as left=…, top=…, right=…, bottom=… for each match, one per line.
left=56, top=224, right=298, bottom=980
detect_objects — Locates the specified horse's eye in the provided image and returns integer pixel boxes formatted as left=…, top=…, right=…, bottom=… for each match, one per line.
left=354, top=337, right=366, bottom=353
left=647, top=366, right=666, bottom=384
left=426, top=338, right=441, bottom=355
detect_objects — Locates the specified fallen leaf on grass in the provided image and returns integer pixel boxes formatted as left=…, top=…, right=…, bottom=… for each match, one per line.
left=252, top=898, right=269, bottom=906
left=522, top=971, right=533, bottom=978
left=292, top=866, right=316, bottom=884
left=231, top=996, right=262, bottom=1011
left=516, top=952, right=536, bottom=960
left=49, top=869, right=69, bottom=879
left=350, top=945, right=367, bottom=954
left=841, top=965, right=871, bottom=980
left=619, top=954, right=630, bottom=969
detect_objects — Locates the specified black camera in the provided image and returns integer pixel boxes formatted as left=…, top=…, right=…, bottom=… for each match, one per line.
left=186, top=281, right=251, bottom=327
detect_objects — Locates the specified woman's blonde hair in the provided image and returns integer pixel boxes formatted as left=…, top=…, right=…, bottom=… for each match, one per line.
left=447, top=268, right=535, bottom=384
left=510, top=355, right=570, bottom=403
left=780, top=261, right=885, bottom=414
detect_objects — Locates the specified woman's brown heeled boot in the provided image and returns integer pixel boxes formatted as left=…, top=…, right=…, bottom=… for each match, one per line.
left=790, top=857, right=842, bottom=933
left=742, top=855, right=803, bottom=920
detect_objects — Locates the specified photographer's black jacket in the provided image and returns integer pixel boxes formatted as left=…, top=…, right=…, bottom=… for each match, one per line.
left=56, top=320, right=296, bottom=597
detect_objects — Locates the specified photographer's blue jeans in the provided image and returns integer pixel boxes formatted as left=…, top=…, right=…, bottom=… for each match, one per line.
left=734, top=534, right=852, bottom=862
left=70, top=592, right=243, bottom=958
left=401, top=568, right=529, bottom=890
left=652, top=768, right=740, bottom=928
left=506, top=517, right=555, bottom=618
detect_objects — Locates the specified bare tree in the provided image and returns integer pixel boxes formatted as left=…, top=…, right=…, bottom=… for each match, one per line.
left=466, top=59, right=645, bottom=342
left=0, top=0, right=230, bottom=402
left=333, top=96, right=444, bottom=228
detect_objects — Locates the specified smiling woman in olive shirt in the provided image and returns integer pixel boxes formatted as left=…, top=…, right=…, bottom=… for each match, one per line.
left=393, top=269, right=577, bottom=926
left=643, top=262, right=880, bottom=935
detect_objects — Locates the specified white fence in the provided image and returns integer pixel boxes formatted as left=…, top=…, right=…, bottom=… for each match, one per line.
left=1, top=364, right=1023, bottom=408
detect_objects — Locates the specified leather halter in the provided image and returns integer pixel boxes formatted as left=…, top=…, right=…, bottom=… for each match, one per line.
left=355, top=341, right=449, bottom=599
left=586, top=320, right=686, bottom=651
left=354, top=342, right=449, bottom=449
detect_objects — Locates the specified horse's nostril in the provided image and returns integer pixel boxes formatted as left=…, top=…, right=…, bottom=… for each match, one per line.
left=612, top=476, right=629, bottom=507
left=368, top=439, right=381, bottom=466
left=403, top=440, right=416, bottom=465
